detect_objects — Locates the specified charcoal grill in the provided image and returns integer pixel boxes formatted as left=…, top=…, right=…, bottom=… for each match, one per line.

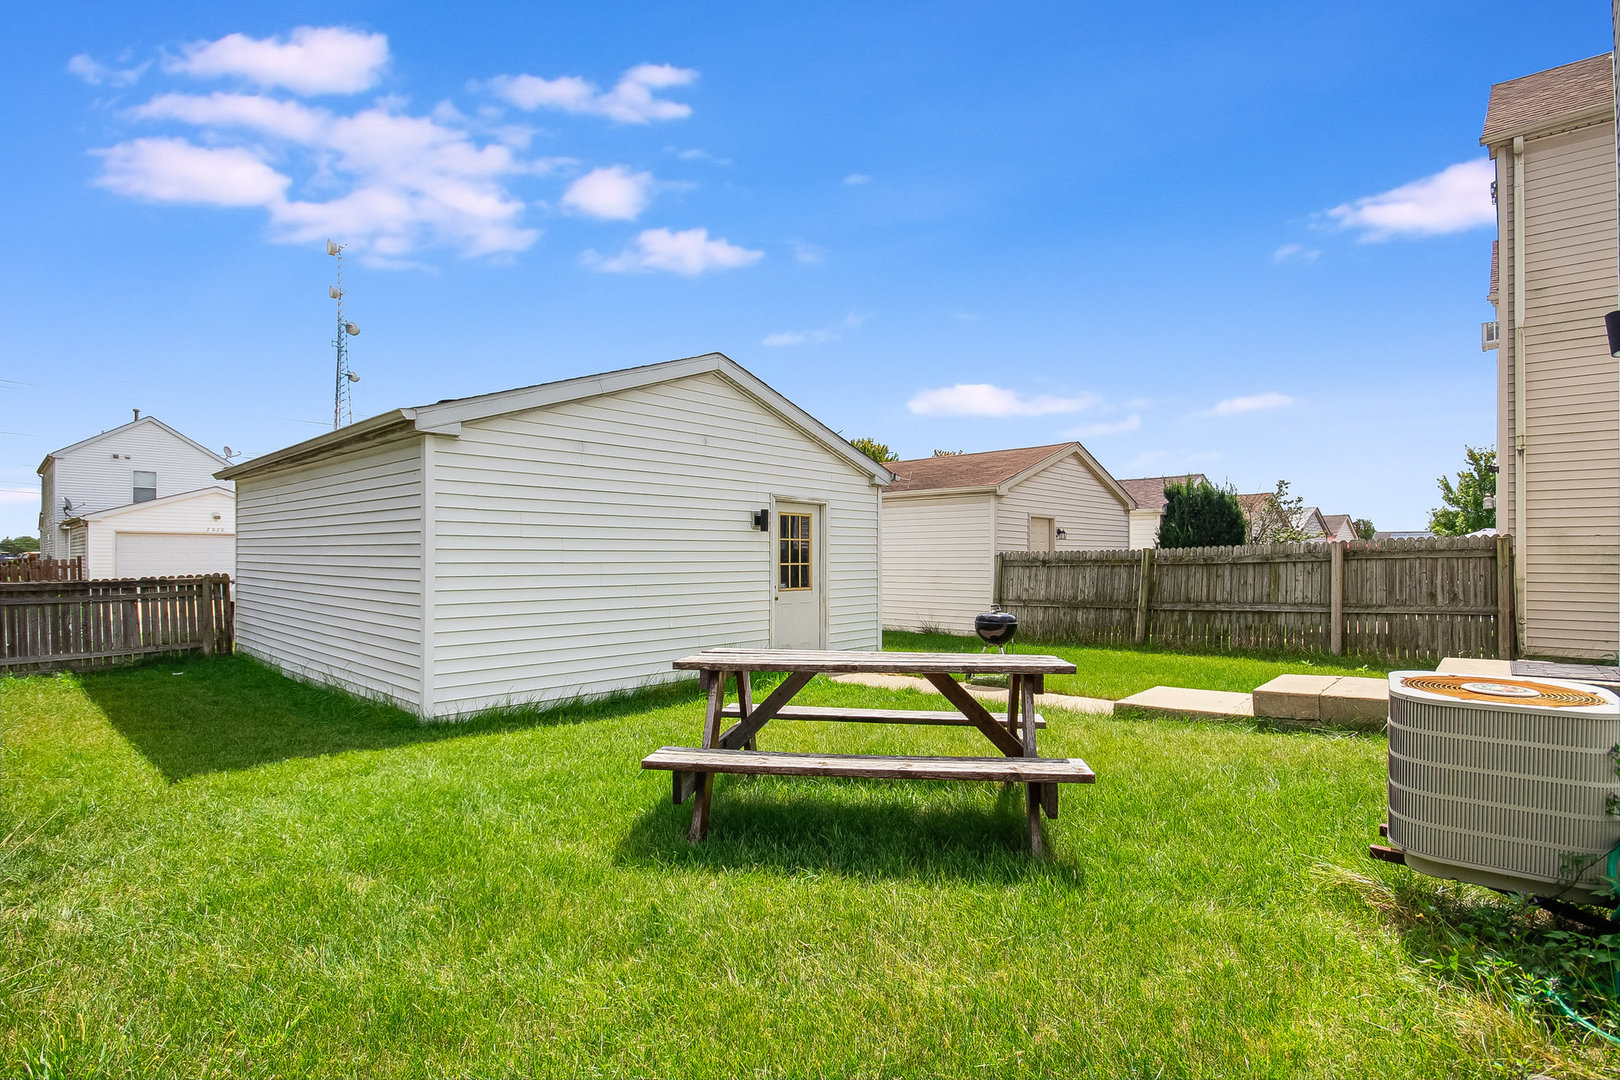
left=974, top=607, right=1017, bottom=653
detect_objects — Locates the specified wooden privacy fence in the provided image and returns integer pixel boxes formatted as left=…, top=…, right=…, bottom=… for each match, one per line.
left=996, top=535, right=1514, bottom=662
left=0, top=555, right=84, bottom=583
left=0, top=575, right=233, bottom=673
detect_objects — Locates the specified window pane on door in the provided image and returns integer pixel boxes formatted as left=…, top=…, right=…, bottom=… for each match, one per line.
left=778, top=512, right=811, bottom=590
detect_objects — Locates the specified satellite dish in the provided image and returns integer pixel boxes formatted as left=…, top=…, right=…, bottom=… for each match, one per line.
left=326, top=240, right=340, bottom=256
left=224, top=446, right=232, bottom=457
left=344, top=322, right=360, bottom=336
left=347, top=371, right=360, bottom=383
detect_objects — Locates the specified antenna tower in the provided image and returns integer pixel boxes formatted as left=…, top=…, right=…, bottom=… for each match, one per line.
left=325, top=239, right=361, bottom=429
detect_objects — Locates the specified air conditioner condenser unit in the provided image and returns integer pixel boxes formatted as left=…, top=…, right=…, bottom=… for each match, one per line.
left=1386, top=672, right=1620, bottom=903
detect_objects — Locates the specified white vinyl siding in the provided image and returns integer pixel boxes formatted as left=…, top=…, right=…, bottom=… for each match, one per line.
left=880, top=493, right=995, bottom=632
left=996, top=454, right=1130, bottom=551
left=1496, top=119, right=1620, bottom=659
left=234, top=440, right=424, bottom=707
left=428, top=372, right=881, bottom=715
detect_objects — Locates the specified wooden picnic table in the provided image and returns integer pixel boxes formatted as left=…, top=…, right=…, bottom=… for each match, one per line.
left=641, top=648, right=1094, bottom=855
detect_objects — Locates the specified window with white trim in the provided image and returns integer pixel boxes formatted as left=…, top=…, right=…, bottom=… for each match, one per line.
left=133, top=470, right=157, bottom=503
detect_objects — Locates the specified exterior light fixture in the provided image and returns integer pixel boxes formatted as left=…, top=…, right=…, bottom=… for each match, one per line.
left=1056, top=528, right=1067, bottom=539
left=1606, top=310, right=1620, bottom=357
left=753, top=508, right=770, bottom=531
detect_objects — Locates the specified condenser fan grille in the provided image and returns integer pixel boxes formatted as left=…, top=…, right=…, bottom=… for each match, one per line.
left=1397, top=674, right=1609, bottom=708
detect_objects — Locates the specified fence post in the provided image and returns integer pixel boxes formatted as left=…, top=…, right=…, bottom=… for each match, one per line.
left=1133, top=547, right=1155, bottom=645
left=199, top=577, right=216, bottom=657
left=1496, top=534, right=1514, bottom=660
left=1329, top=541, right=1344, bottom=655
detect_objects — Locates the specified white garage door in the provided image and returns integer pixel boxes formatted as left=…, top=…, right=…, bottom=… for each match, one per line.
left=115, top=533, right=236, bottom=578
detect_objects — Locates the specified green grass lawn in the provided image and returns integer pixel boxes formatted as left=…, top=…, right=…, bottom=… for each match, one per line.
left=883, top=629, right=1416, bottom=700
left=3, top=656, right=1612, bottom=1078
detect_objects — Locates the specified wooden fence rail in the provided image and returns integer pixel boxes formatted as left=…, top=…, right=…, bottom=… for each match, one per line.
left=0, top=575, right=233, bottom=673
left=996, top=535, right=1514, bottom=662
left=0, top=555, right=84, bottom=583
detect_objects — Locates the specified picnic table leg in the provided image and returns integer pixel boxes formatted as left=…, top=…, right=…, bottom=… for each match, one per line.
left=688, top=668, right=727, bottom=842
left=1022, top=674, right=1045, bottom=854
left=735, top=671, right=756, bottom=751
left=1005, top=674, right=1022, bottom=741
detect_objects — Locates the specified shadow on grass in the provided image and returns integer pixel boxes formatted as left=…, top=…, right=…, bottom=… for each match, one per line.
left=79, top=653, right=705, bottom=782
left=616, top=776, right=1081, bottom=884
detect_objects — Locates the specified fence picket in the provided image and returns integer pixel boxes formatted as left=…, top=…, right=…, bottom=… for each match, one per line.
left=0, top=575, right=233, bottom=672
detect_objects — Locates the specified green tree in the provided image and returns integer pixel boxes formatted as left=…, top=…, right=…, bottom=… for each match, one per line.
left=1429, top=445, right=1496, bottom=535
left=0, top=535, right=38, bottom=555
left=1158, top=479, right=1247, bottom=549
left=1248, top=479, right=1312, bottom=543
left=1353, top=518, right=1377, bottom=541
left=849, top=437, right=899, bottom=464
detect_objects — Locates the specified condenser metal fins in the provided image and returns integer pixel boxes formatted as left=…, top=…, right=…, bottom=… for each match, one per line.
left=1386, top=672, right=1620, bottom=903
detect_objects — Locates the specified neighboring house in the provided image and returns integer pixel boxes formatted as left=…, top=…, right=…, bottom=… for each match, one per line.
left=880, top=442, right=1134, bottom=633
left=1483, top=54, right=1619, bottom=660
left=1117, top=473, right=1208, bottom=548
left=61, top=486, right=235, bottom=579
left=217, top=353, right=892, bottom=718
left=37, top=414, right=233, bottom=576
left=1374, top=530, right=1435, bottom=541
left=1236, top=492, right=1329, bottom=541
left=1321, top=514, right=1358, bottom=543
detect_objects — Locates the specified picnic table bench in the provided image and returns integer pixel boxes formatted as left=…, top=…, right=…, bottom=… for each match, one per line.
left=641, top=648, right=1093, bottom=855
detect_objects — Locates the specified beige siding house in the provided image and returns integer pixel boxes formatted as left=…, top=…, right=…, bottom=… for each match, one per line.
left=1117, top=474, right=1208, bottom=548
left=881, top=442, right=1133, bottom=633
left=218, top=353, right=892, bottom=717
left=1483, top=54, right=1619, bottom=659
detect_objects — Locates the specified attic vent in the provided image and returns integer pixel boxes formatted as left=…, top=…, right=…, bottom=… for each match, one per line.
left=1481, top=321, right=1500, bottom=351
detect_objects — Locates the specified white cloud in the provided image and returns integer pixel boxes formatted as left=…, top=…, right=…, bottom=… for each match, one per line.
left=561, top=165, right=654, bottom=220
left=488, top=63, right=697, bottom=123
left=1273, top=243, right=1320, bottom=264
left=792, top=242, right=825, bottom=264
left=762, top=313, right=865, bottom=347
left=109, top=92, right=537, bottom=258
left=1326, top=159, right=1495, bottom=241
left=672, top=147, right=729, bottom=165
left=843, top=173, right=871, bottom=185
left=93, top=137, right=290, bottom=206
left=1204, top=392, right=1294, bottom=417
left=166, top=27, right=388, bottom=96
left=1066, top=414, right=1141, bottom=438
left=67, top=53, right=149, bottom=87
left=907, top=384, right=1097, bottom=418
left=586, top=227, right=762, bottom=275
left=132, top=91, right=330, bottom=141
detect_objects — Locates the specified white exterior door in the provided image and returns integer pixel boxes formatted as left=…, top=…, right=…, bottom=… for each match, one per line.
left=772, top=502, right=824, bottom=649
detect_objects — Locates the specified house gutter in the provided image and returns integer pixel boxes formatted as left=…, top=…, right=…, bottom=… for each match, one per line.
left=1512, top=133, right=1528, bottom=645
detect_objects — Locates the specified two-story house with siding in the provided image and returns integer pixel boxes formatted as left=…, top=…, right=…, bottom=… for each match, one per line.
left=1482, top=54, right=1619, bottom=660
left=38, top=413, right=235, bottom=578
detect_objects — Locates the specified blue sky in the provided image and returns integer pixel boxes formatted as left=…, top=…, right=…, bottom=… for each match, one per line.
left=2, top=2, right=1609, bottom=537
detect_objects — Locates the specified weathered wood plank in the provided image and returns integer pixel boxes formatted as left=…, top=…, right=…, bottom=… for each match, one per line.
left=642, top=747, right=1097, bottom=783
left=674, top=649, right=1076, bottom=675
left=716, top=704, right=1046, bottom=728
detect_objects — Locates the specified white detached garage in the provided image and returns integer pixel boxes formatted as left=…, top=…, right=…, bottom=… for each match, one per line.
left=217, top=353, right=893, bottom=718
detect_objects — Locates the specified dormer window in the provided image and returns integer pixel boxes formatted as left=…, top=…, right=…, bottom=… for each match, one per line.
left=133, top=471, right=157, bottom=503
